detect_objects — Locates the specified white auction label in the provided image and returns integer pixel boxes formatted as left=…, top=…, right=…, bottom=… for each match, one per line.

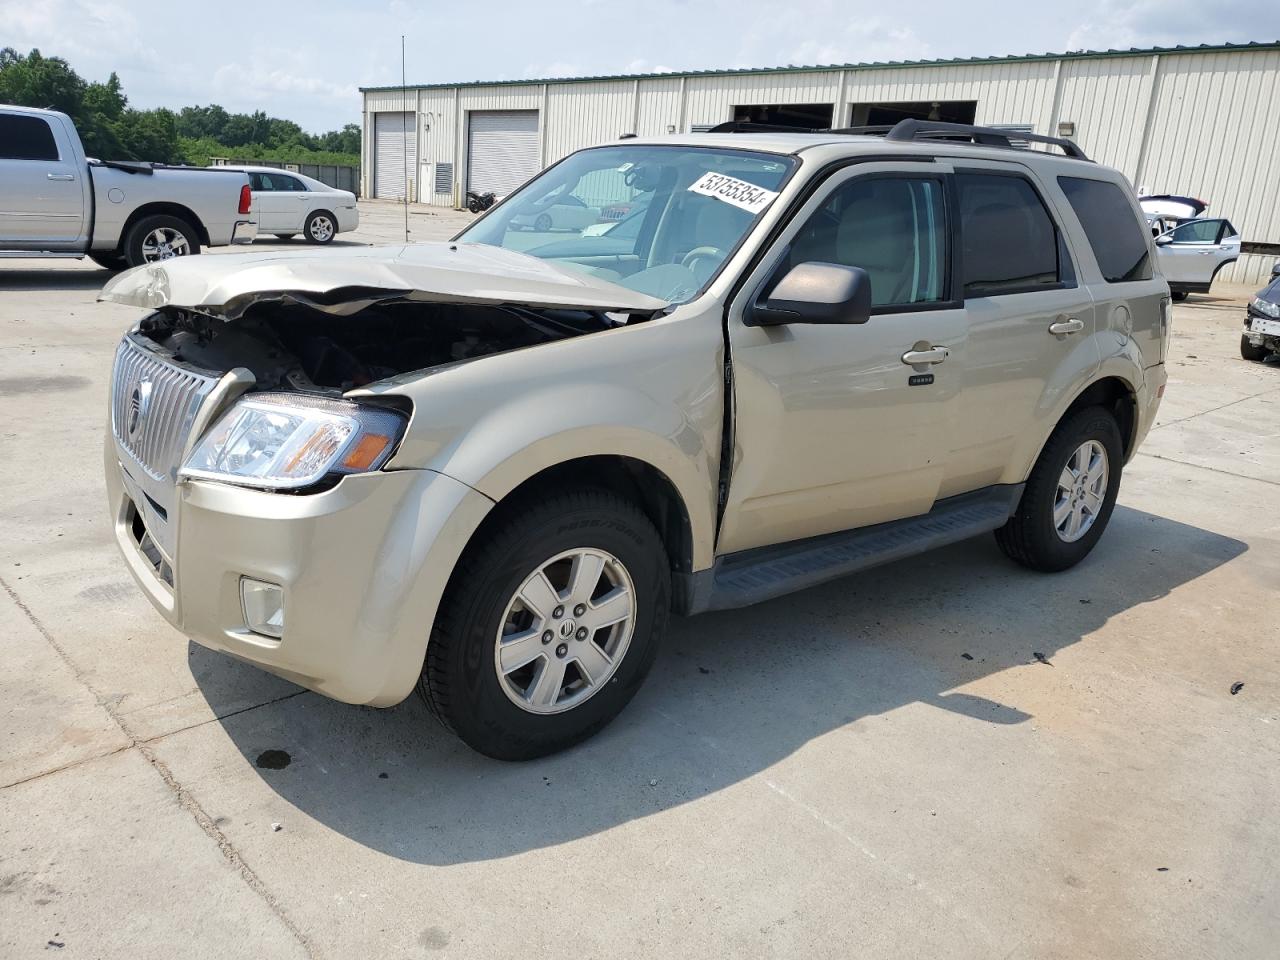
left=687, top=172, right=779, bottom=214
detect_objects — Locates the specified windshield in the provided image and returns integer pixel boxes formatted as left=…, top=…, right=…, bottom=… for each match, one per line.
left=457, top=145, right=796, bottom=304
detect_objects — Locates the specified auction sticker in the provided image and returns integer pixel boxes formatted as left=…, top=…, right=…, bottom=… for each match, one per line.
left=688, top=172, right=779, bottom=214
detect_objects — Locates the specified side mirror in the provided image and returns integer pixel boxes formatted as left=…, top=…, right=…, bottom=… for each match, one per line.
left=745, top=262, right=872, bottom=327
left=1155, top=234, right=1173, bottom=245
left=1271, top=261, right=1280, bottom=279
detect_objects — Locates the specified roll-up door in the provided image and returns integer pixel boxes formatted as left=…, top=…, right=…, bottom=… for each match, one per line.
left=467, top=110, right=539, bottom=197
left=374, top=112, right=416, bottom=200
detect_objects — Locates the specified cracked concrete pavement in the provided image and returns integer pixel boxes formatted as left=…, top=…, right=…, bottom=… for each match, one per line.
left=1, top=200, right=1277, bottom=958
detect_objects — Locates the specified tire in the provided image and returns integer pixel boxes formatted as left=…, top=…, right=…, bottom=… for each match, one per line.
left=1170, top=290, right=1189, bottom=302
left=304, top=210, right=337, bottom=244
left=88, top=251, right=128, bottom=271
left=534, top=213, right=553, bottom=232
left=995, top=406, right=1123, bottom=572
left=419, top=488, right=670, bottom=760
left=273, top=233, right=296, bottom=241
left=123, top=214, right=200, bottom=267
left=1240, top=334, right=1269, bottom=362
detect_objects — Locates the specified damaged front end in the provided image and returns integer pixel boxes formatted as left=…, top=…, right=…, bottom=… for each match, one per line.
left=102, top=242, right=668, bottom=396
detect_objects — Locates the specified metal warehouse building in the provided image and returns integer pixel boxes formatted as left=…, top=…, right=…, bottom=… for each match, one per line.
left=360, top=41, right=1280, bottom=282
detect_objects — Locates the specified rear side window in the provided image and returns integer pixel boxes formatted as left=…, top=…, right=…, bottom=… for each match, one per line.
left=957, top=173, right=1066, bottom=296
left=1058, top=176, right=1153, bottom=282
left=1167, top=219, right=1221, bottom=244
left=0, top=114, right=59, bottom=161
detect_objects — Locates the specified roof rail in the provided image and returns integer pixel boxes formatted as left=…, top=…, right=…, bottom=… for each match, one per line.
left=701, top=117, right=1091, bottom=161
left=878, top=118, right=1091, bottom=160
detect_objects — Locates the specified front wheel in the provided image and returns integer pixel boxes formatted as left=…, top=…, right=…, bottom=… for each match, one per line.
left=1241, top=335, right=1270, bottom=362
left=419, top=488, right=669, bottom=760
left=533, top=212, right=553, bottom=232
left=995, top=406, right=1123, bottom=572
left=304, top=210, right=336, bottom=244
left=123, top=214, right=201, bottom=267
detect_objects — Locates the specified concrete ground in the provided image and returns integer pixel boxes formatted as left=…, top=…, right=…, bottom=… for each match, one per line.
left=1, top=199, right=1277, bottom=959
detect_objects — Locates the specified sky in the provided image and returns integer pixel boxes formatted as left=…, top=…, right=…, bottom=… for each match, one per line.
left=3, top=0, right=1278, bottom=133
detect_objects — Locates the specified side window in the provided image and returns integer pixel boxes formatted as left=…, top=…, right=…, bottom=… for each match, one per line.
left=0, top=114, right=60, bottom=161
left=281, top=176, right=307, bottom=192
left=248, top=173, right=269, bottom=191
left=1058, top=176, right=1153, bottom=283
left=1168, top=219, right=1220, bottom=244
left=956, top=173, right=1066, bottom=297
left=787, top=176, right=947, bottom=308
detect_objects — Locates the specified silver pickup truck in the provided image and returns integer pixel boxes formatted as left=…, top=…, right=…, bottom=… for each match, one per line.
left=0, top=105, right=257, bottom=269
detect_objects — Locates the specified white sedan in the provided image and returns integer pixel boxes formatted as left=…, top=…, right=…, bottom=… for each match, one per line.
left=226, top=166, right=358, bottom=244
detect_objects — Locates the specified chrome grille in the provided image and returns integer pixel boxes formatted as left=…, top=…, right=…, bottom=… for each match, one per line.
left=111, top=336, right=219, bottom=482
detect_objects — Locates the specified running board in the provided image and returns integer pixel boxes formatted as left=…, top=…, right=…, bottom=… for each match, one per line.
left=0, top=250, right=84, bottom=258
left=678, top=484, right=1024, bottom=614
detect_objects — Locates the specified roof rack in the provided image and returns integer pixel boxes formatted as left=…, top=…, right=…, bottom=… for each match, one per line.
left=704, top=117, right=1090, bottom=161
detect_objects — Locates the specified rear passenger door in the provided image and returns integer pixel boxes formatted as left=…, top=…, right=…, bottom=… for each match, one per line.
left=720, top=162, right=969, bottom=554
left=943, top=164, right=1099, bottom=496
left=0, top=112, right=85, bottom=248
left=1155, top=218, right=1238, bottom=286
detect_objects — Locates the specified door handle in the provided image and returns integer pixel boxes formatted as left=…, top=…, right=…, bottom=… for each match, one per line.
left=1048, top=317, right=1084, bottom=335
left=47, top=173, right=75, bottom=181
left=901, top=346, right=949, bottom=365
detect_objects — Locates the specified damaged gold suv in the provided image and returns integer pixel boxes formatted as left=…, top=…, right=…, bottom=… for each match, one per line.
left=103, top=121, right=1169, bottom=759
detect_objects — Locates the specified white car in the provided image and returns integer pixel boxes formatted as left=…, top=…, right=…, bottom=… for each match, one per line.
left=1154, top=217, right=1240, bottom=300
left=226, top=166, right=358, bottom=244
left=510, top=194, right=600, bottom=232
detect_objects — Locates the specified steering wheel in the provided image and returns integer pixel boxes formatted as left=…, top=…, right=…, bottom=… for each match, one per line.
left=680, top=245, right=726, bottom=271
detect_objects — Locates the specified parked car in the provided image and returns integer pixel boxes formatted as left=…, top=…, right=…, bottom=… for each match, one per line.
left=0, top=105, right=256, bottom=268
left=220, top=166, right=358, bottom=244
left=101, top=122, right=1168, bottom=760
left=510, top=193, right=600, bottom=232
left=1140, top=194, right=1209, bottom=221
left=1154, top=217, right=1240, bottom=299
left=1242, top=266, right=1280, bottom=361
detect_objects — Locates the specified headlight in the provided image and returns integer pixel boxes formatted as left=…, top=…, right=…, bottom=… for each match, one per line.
left=1251, top=297, right=1280, bottom=319
left=181, top=394, right=406, bottom=490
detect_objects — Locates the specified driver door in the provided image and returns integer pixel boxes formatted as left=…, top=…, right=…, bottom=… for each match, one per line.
left=719, top=162, right=969, bottom=554
left=1157, top=218, right=1240, bottom=285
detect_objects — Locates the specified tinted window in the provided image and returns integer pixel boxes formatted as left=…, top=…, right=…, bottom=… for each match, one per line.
left=1168, top=219, right=1221, bottom=244
left=248, top=172, right=269, bottom=190
left=957, top=173, right=1064, bottom=296
left=0, top=114, right=59, bottom=161
left=1059, top=176, right=1153, bottom=283
left=787, top=177, right=947, bottom=307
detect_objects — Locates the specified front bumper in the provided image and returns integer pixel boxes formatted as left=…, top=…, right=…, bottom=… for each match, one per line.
left=1245, top=309, right=1280, bottom=345
left=231, top=219, right=258, bottom=245
left=106, top=438, right=493, bottom=706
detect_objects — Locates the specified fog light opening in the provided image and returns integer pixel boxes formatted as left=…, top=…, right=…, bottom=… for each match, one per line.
left=240, top=577, right=285, bottom=639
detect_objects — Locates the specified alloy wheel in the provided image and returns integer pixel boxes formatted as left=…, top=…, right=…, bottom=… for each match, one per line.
left=140, top=227, right=191, bottom=262
left=1053, top=440, right=1109, bottom=542
left=494, top=547, right=636, bottom=714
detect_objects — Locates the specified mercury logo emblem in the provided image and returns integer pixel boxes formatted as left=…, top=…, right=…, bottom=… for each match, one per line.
left=127, top=380, right=153, bottom=437
left=559, top=620, right=576, bottom=639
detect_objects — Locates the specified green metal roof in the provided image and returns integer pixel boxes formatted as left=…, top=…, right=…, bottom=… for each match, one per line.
left=360, top=40, right=1280, bottom=93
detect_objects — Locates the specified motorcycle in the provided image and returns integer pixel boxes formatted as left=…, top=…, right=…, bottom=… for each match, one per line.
left=466, top=190, right=496, bottom=213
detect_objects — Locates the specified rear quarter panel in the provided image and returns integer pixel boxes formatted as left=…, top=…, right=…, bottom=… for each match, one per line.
left=88, top=166, right=251, bottom=250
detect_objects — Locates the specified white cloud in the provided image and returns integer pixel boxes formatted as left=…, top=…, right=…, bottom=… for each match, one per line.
left=1065, top=0, right=1280, bottom=50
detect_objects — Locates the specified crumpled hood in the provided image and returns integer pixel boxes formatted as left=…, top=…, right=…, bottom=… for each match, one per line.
left=98, top=241, right=669, bottom=319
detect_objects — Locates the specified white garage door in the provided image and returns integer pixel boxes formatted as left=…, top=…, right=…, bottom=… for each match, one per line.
left=374, top=112, right=416, bottom=200
left=467, top=111, right=540, bottom=197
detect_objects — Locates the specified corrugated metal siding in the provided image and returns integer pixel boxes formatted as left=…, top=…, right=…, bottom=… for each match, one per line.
left=684, top=71, right=843, bottom=130
left=1138, top=49, right=1280, bottom=283
left=545, top=81, right=635, bottom=161
left=371, top=47, right=1280, bottom=282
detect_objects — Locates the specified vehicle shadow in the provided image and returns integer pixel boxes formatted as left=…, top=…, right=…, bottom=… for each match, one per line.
left=193, top=504, right=1245, bottom=864
left=0, top=268, right=111, bottom=292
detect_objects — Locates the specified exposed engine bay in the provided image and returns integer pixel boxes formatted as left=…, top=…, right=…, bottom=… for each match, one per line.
left=137, top=300, right=644, bottom=394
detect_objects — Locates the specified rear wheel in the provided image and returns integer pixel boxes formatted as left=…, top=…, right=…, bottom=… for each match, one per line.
left=123, top=214, right=200, bottom=267
left=304, top=210, right=336, bottom=244
left=995, top=406, right=1123, bottom=572
left=1170, top=290, right=1189, bottom=302
left=1241, top=335, right=1269, bottom=362
left=419, top=488, right=669, bottom=760
left=534, top=213, right=553, bottom=232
